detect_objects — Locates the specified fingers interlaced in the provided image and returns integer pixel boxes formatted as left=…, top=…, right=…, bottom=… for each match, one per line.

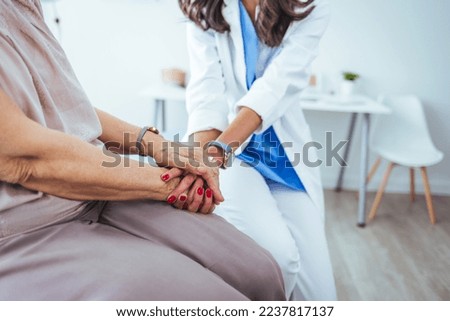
left=159, top=145, right=224, bottom=211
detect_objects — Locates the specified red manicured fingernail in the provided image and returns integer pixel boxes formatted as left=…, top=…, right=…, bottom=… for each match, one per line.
left=167, top=195, right=176, bottom=204
left=206, top=189, right=212, bottom=198
left=197, top=187, right=204, bottom=196
left=179, top=195, right=187, bottom=202
left=161, top=174, right=170, bottom=181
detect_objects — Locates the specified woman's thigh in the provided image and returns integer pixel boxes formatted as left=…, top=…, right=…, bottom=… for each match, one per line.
left=214, top=159, right=301, bottom=295
left=99, top=199, right=285, bottom=301
left=269, top=182, right=337, bottom=300
left=0, top=220, right=247, bottom=300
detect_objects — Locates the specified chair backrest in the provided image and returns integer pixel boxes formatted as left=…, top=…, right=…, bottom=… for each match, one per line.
left=371, top=94, right=439, bottom=155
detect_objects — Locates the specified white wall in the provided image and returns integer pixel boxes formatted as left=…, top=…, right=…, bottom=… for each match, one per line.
left=42, top=0, right=450, bottom=195
left=309, top=0, right=450, bottom=194
left=43, top=0, right=189, bottom=131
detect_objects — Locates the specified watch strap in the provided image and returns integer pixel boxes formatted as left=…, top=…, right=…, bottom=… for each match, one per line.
left=136, top=126, right=160, bottom=156
left=206, top=140, right=232, bottom=154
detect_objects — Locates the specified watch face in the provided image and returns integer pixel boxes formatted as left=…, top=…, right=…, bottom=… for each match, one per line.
left=206, top=141, right=234, bottom=169
left=207, top=156, right=220, bottom=167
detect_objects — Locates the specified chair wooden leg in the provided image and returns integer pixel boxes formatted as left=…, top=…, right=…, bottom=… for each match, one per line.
left=368, top=162, right=395, bottom=222
left=410, top=168, right=416, bottom=202
left=367, top=157, right=382, bottom=184
left=420, top=167, right=436, bottom=225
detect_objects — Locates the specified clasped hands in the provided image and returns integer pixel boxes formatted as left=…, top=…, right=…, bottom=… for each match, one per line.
left=153, top=142, right=225, bottom=215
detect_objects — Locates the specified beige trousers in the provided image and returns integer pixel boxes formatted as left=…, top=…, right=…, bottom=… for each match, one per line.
left=0, top=200, right=285, bottom=301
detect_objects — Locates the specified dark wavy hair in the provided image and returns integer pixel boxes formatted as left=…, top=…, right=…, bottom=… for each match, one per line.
left=178, top=0, right=315, bottom=47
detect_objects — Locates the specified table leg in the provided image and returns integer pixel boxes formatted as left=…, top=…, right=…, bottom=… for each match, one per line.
left=358, top=113, right=371, bottom=227
left=161, top=99, right=167, bottom=132
left=154, top=99, right=161, bottom=128
left=335, top=112, right=358, bottom=192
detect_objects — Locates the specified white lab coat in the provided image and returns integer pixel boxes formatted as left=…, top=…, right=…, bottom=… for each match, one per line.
left=185, top=0, right=330, bottom=213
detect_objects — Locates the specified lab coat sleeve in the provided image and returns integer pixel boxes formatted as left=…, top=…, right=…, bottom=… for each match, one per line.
left=235, top=0, right=330, bottom=134
left=185, top=23, right=229, bottom=136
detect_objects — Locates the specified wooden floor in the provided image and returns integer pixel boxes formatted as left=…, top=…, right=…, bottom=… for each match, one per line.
left=324, top=189, right=450, bottom=300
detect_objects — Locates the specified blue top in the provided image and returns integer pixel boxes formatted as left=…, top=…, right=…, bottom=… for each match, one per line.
left=237, top=1, right=305, bottom=191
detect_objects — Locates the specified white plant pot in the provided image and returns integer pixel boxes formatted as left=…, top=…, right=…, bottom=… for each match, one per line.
left=340, top=80, right=356, bottom=97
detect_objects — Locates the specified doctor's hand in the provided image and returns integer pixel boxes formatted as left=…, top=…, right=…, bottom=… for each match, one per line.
left=153, top=143, right=223, bottom=204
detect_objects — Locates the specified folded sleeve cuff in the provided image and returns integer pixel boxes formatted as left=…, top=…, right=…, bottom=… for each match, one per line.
left=186, top=107, right=229, bottom=137
left=235, top=85, right=282, bottom=134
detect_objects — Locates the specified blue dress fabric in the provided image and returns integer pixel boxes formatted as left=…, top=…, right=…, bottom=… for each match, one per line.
left=237, top=1, right=306, bottom=191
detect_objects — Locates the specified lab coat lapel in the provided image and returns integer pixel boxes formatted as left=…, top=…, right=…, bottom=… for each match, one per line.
left=223, top=0, right=247, bottom=92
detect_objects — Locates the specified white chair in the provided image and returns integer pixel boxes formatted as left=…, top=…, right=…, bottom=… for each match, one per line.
left=367, top=95, right=444, bottom=224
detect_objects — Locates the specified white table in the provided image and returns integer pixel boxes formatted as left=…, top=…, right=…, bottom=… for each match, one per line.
left=300, top=92, right=391, bottom=227
left=140, top=84, right=391, bottom=227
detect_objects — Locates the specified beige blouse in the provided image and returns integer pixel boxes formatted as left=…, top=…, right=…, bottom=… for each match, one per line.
left=0, top=0, right=103, bottom=236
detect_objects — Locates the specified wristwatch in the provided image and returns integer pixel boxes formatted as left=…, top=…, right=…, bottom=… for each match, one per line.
left=136, top=126, right=160, bottom=156
left=206, top=140, right=234, bottom=169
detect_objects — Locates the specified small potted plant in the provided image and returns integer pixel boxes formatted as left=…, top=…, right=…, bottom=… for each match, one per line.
left=340, top=71, right=360, bottom=97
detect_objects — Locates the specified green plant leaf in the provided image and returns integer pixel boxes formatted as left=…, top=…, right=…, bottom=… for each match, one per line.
left=343, top=72, right=360, bottom=81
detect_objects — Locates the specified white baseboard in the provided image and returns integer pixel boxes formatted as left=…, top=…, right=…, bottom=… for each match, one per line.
left=322, top=174, right=450, bottom=196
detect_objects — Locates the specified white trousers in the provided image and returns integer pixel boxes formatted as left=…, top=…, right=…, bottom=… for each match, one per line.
left=215, top=159, right=337, bottom=300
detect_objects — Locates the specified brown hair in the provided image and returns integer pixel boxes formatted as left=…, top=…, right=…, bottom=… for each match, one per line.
left=179, top=0, right=315, bottom=47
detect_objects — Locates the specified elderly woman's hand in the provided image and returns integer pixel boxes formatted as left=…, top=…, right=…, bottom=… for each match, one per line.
left=153, top=142, right=223, bottom=205
left=166, top=174, right=216, bottom=215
